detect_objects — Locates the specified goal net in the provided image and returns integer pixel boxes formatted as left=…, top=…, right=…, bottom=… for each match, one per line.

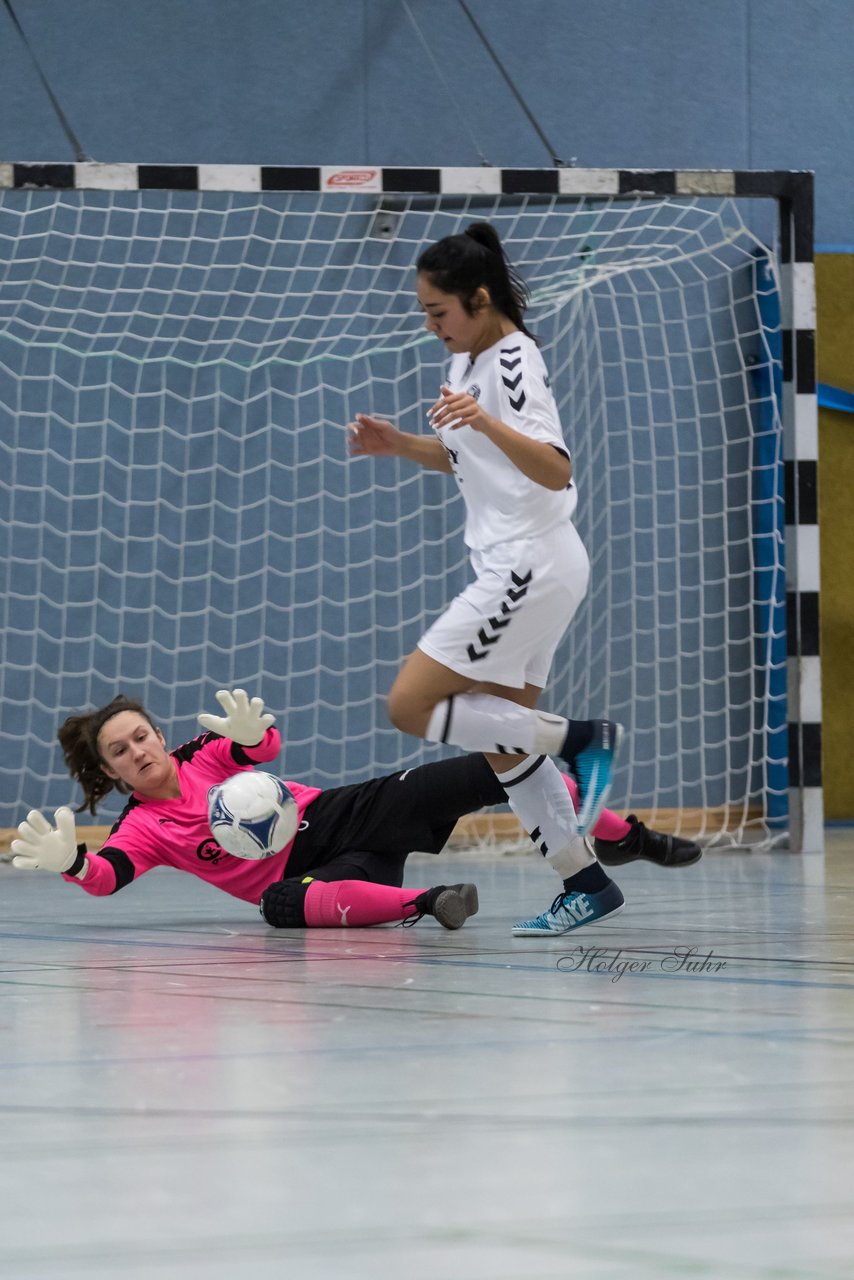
left=0, top=170, right=800, bottom=848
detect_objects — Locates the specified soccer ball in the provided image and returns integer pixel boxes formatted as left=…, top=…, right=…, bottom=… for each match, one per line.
left=207, top=772, right=299, bottom=860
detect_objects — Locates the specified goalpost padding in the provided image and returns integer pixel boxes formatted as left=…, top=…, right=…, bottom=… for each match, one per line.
left=0, top=164, right=820, bottom=851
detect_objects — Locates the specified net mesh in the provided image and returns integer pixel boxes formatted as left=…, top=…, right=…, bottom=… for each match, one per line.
left=0, top=187, right=786, bottom=845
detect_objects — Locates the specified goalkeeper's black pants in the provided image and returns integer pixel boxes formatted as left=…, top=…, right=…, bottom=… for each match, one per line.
left=281, top=753, right=505, bottom=887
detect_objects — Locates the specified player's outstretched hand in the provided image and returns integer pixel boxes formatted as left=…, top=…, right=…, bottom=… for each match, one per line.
left=197, top=688, right=275, bottom=746
left=348, top=414, right=403, bottom=457
left=11, top=807, right=79, bottom=873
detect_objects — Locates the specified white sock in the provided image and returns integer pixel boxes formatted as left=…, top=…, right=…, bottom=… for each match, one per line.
left=495, top=754, right=593, bottom=879
left=425, top=694, right=567, bottom=757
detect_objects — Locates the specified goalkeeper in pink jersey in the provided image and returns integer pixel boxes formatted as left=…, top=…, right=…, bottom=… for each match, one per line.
left=10, top=688, right=698, bottom=932
left=350, top=223, right=701, bottom=937
left=10, top=688, right=479, bottom=930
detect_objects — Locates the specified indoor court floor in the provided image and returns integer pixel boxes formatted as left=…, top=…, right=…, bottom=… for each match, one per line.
left=1, top=831, right=853, bottom=1280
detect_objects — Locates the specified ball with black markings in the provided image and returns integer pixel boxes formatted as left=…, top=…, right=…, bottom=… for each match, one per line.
left=207, top=772, right=299, bottom=860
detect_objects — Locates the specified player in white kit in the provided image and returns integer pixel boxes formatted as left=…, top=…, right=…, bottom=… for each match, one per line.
left=349, top=222, right=627, bottom=935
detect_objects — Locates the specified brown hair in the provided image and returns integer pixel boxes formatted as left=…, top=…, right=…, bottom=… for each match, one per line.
left=58, top=695, right=160, bottom=815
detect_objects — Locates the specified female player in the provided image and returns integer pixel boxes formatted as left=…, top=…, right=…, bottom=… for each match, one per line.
left=9, top=689, right=699, bottom=934
left=349, top=222, right=628, bottom=935
left=10, top=688, right=482, bottom=931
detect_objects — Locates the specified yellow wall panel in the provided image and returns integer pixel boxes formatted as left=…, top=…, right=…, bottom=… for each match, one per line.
left=816, top=255, right=854, bottom=819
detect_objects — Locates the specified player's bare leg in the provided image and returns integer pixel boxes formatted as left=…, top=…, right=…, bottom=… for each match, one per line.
left=387, top=649, right=624, bottom=932
left=388, top=647, right=620, bottom=838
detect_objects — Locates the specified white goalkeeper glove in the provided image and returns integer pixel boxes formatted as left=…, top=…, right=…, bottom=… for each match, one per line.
left=197, top=688, right=275, bottom=746
left=11, top=807, right=84, bottom=874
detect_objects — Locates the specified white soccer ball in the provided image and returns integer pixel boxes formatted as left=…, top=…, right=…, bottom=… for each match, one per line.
left=207, top=772, right=299, bottom=860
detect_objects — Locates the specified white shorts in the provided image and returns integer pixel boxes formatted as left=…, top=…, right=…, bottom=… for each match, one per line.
left=417, top=522, right=590, bottom=690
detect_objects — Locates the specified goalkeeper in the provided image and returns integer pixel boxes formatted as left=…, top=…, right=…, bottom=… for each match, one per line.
left=9, top=688, right=699, bottom=931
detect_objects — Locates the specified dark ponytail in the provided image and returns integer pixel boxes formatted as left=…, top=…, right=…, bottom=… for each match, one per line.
left=416, top=221, right=535, bottom=340
left=58, top=695, right=158, bottom=815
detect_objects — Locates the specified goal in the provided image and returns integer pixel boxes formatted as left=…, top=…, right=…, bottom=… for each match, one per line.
left=0, top=163, right=821, bottom=851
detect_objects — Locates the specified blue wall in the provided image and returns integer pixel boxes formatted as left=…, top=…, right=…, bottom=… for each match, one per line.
left=2, top=0, right=852, bottom=243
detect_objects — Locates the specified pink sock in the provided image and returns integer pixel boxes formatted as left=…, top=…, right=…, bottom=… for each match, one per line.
left=561, top=773, right=630, bottom=842
left=303, top=879, right=424, bottom=928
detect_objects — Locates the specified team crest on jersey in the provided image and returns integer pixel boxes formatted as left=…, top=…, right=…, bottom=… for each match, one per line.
left=467, top=383, right=481, bottom=400
left=197, top=837, right=225, bottom=865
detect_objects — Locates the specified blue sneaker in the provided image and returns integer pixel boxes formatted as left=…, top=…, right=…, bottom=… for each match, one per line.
left=512, top=880, right=625, bottom=936
left=563, top=719, right=623, bottom=836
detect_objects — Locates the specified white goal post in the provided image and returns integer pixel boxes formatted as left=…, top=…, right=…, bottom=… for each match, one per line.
left=0, top=162, right=821, bottom=852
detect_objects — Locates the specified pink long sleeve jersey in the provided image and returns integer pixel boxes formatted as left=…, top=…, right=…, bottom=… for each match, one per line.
left=62, top=728, right=321, bottom=903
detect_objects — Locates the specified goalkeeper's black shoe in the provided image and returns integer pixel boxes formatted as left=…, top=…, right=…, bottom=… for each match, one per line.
left=589, top=815, right=702, bottom=868
left=403, top=883, right=479, bottom=930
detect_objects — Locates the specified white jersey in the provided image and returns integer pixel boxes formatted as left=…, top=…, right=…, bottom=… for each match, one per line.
left=436, top=331, right=577, bottom=550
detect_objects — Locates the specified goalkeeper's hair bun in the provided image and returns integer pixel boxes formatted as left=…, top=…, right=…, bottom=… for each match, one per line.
left=58, top=695, right=159, bottom=815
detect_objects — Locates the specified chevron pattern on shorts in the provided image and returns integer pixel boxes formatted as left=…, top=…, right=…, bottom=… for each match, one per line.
left=466, top=569, right=533, bottom=662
